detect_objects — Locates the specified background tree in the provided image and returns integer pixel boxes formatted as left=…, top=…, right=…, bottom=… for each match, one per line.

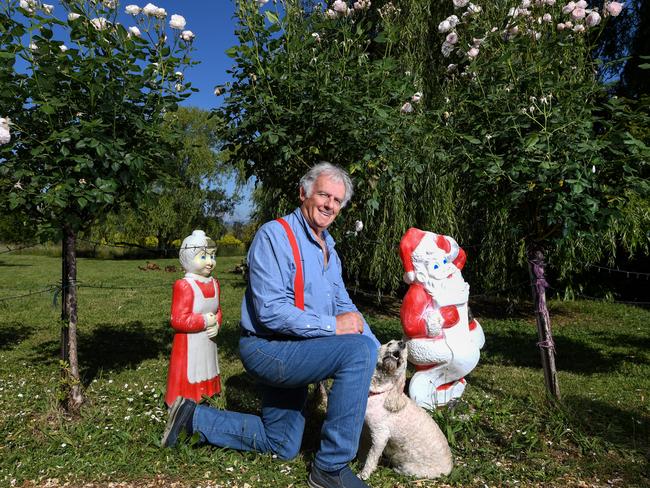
left=94, top=106, right=241, bottom=254
left=219, top=0, right=459, bottom=291
left=428, top=0, right=649, bottom=398
left=0, top=0, right=195, bottom=410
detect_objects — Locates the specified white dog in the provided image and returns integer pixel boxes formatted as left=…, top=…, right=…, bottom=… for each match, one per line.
left=359, top=339, right=453, bottom=480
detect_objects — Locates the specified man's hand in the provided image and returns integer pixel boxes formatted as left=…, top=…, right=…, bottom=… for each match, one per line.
left=335, top=311, right=364, bottom=335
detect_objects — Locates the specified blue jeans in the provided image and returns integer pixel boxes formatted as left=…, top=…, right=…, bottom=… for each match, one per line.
left=193, top=334, right=378, bottom=471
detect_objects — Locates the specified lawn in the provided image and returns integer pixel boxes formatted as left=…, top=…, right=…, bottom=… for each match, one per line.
left=0, top=254, right=648, bottom=487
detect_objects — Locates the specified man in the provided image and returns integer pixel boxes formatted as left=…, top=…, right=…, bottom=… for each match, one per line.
left=162, top=163, right=380, bottom=488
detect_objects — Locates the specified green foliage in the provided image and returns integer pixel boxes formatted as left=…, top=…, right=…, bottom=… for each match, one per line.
left=0, top=0, right=195, bottom=238
left=96, top=107, right=242, bottom=252
left=0, top=253, right=648, bottom=486
left=428, top=1, right=650, bottom=284
left=220, top=0, right=649, bottom=295
left=219, top=0, right=459, bottom=291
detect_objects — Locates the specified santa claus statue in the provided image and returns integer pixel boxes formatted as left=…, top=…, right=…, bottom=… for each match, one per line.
left=399, top=228, right=485, bottom=409
left=165, top=230, right=222, bottom=407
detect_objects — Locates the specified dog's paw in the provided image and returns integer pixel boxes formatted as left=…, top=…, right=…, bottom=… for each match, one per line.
left=359, top=469, right=372, bottom=480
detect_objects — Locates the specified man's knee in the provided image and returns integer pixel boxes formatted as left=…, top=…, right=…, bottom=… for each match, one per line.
left=270, top=439, right=301, bottom=460
left=337, top=334, right=378, bottom=369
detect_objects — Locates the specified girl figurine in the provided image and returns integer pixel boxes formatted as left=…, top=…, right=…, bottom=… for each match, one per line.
left=165, top=230, right=222, bottom=407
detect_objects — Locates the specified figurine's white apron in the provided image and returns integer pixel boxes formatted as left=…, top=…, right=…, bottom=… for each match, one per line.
left=185, top=278, right=219, bottom=383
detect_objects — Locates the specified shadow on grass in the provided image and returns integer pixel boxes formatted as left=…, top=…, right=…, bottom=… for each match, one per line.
left=0, top=260, right=32, bottom=267
left=29, top=321, right=173, bottom=385
left=0, top=321, right=34, bottom=350
left=563, top=394, right=650, bottom=455
left=481, top=327, right=648, bottom=373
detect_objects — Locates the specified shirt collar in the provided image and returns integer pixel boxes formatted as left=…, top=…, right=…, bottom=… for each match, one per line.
left=292, top=207, right=336, bottom=249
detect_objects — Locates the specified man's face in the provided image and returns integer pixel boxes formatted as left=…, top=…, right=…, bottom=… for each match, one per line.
left=300, top=174, right=346, bottom=236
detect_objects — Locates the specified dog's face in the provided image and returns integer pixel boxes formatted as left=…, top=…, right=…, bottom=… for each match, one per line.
left=371, top=340, right=408, bottom=390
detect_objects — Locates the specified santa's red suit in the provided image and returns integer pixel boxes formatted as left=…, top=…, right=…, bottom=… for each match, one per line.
left=165, top=273, right=222, bottom=406
left=399, top=228, right=485, bottom=408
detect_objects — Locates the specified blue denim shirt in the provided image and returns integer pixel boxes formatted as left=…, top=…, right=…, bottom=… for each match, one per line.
left=241, top=208, right=379, bottom=346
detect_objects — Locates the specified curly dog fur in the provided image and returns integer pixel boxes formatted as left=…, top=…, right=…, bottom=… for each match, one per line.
left=359, top=339, right=453, bottom=480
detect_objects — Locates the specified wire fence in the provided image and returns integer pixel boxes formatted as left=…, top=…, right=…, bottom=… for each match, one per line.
left=2, top=239, right=648, bottom=306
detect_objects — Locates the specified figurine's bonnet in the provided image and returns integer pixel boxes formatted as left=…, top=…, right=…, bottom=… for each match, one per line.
left=179, top=230, right=216, bottom=273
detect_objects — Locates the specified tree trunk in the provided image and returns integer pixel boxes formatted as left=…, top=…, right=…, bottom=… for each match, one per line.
left=61, top=224, right=84, bottom=411
left=527, top=246, right=561, bottom=401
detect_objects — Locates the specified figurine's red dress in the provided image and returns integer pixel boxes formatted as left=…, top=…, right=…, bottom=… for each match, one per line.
left=165, top=274, right=222, bottom=406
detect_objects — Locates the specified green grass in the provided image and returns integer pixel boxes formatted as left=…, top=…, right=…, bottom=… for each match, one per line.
left=0, top=254, right=648, bottom=487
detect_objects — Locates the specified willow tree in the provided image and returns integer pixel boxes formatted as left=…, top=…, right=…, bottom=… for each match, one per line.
left=429, top=0, right=649, bottom=398
left=0, top=0, right=195, bottom=410
left=218, top=0, right=460, bottom=292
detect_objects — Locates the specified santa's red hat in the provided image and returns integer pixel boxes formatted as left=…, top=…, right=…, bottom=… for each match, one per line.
left=399, top=228, right=465, bottom=283
left=399, top=228, right=426, bottom=284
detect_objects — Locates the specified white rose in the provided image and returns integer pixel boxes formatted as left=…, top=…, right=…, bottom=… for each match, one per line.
left=29, top=42, right=37, bottom=50
left=154, top=7, right=167, bottom=18
left=576, top=0, right=587, bottom=7
left=103, top=0, right=117, bottom=8
left=545, top=0, right=556, bottom=5
left=256, top=0, right=270, bottom=4
left=169, top=14, right=186, bottom=30
left=42, top=4, right=54, bottom=14
left=142, top=3, right=158, bottom=16
left=128, top=26, right=141, bottom=37
left=0, top=118, right=10, bottom=145
left=411, top=92, right=423, bottom=103
left=446, top=14, right=460, bottom=27
left=543, top=13, right=552, bottom=22
left=68, top=12, right=81, bottom=20
left=214, top=86, right=224, bottom=96
left=453, top=0, right=469, bottom=7
left=180, top=30, right=195, bottom=42
left=562, top=2, right=576, bottom=14
left=19, top=0, right=35, bottom=13
left=354, top=220, right=364, bottom=233
left=333, top=0, right=348, bottom=14
left=441, top=41, right=454, bottom=57
left=125, top=5, right=141, bottom=15
left=586, top=11, right=601, bottom=26
left=467, top=3, right=482, bottom=14
left=438, top=20, right=452, bottom=33
left=90, top=17, right=109, bottom=30
left=400, top=102, right=414, bottom=114
left=467, top=46, right=479, bottom=59
left=59, top=44, right=68, bottom=52
left=573, top=23, right=585, bottom=32
left=325, top=9, right=337, bottom=19
left=445, top=31, right=458, bottom=44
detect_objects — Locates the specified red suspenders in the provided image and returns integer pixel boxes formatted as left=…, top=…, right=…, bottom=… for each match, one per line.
left=275, top=218, right=305, bottom=311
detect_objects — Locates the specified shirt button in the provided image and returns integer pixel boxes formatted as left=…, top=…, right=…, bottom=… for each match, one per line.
left=307, top=324, right=311, bottom=328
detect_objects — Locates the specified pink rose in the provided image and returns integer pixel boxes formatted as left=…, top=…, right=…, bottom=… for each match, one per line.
left=605, top=1, right=623, bottom=16
left=467, top=47, right=479, bottom=59
left=585, top=11, right=601, bottom=26
left=571, top=7, right=586, bottom=19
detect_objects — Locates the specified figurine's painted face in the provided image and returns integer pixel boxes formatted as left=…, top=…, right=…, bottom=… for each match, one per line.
left=413, top=235, right=458, bottom=282
left=424, top=250, right=457, bottom=280
left=190, top=248, right=216, bottom=277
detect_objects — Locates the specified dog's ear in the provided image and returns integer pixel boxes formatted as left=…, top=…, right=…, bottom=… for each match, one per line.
left=383, top=387, right=408, bottom=412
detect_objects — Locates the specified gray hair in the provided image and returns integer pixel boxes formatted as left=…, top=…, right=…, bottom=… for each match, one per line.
left=299, top=162, right=354, bottom=208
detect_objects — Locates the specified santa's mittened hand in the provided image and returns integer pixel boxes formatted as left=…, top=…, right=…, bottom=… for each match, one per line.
left=424, top=310, right=443, bottom=337
left=206, top=323, right=219, bottom=339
